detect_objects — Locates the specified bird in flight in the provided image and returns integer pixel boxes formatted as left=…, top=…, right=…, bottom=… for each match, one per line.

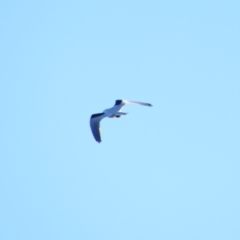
left=90, top=99, right=152, bottom=143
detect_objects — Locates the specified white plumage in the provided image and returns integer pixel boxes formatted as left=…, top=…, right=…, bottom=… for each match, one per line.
left=90, top=99, right=152, bottom=143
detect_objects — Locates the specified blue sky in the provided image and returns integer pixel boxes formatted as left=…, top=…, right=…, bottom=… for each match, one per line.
left=1, top=1, right=240, bottom=239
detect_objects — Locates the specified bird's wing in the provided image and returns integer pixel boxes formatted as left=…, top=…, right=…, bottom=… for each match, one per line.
left=122, top=100, right=152, bottom=107
left=90, top=113, right=106, bottom=143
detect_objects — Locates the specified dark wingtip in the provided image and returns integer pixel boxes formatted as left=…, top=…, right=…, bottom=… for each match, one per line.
left=91, top=113, right=104, bottom=119
left=115, top=100, right=122, bottom=105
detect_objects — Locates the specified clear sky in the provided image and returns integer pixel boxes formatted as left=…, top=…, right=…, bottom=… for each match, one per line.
left=1, top=1, right=240, bottom=239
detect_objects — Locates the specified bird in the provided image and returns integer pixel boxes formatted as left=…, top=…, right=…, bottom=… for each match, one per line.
left=90, top=99, right=152, bottom=143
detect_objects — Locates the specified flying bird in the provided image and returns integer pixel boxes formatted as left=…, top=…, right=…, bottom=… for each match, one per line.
left=90, top=99, right=152, bottom=143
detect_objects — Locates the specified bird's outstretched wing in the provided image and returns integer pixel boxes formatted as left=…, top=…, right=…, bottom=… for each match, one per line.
left=117, top=99, right=152, bottom=107
left=90, top=113, right=106, bottom=143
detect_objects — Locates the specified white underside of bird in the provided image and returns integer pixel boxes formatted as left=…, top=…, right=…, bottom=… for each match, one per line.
left=90, top=99, right=152, bottom=143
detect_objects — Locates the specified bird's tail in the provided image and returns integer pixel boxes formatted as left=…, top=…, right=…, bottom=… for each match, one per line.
left=117, top=112, right=128, bottom=115
left=115, top=112, right=128, bottom=118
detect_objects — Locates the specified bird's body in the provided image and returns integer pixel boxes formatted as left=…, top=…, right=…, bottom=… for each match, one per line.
left=90, top=99, right=152, bottom=143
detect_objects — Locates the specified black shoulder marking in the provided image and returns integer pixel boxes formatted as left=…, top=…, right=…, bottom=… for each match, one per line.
left=91, top=113, right=104, bottom=118
left=115, top=100, right=122, bottom=105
